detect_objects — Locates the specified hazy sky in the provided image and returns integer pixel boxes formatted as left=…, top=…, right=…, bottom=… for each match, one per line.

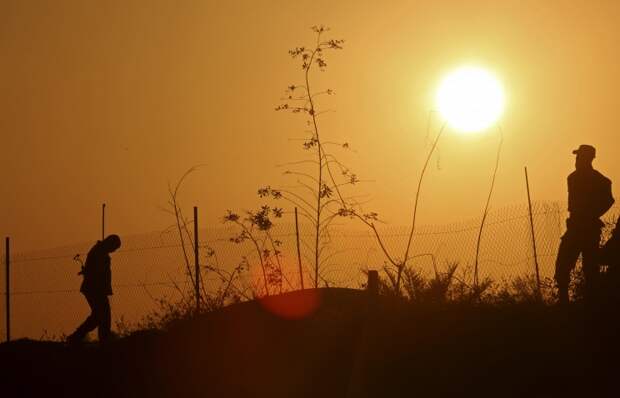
left=3, top=0, right=620, bottom=251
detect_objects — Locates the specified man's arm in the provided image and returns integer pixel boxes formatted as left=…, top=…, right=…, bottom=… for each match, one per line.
left=594, top=178, right=614, bottom=218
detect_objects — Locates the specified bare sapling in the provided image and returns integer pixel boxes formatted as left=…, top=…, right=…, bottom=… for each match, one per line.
left=473, top=126, right=503, bottom=289
left=263, top=26, right=447, bottom=293
left=163, top=166, right=247, bottom=310
left=224, top=205, right=291, bottom=296
left=262, top=25, right=373, bottom=288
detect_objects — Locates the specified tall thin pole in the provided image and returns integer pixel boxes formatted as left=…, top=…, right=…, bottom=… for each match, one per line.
left=194, top=206, right=200, bottom=313
left=295, top=208, right=304, bottom=290
left=102, top=203, right=106, bottom=239
left=525, top=167, right=541, bottom=296
left=5, top=237, right=10, bottom=342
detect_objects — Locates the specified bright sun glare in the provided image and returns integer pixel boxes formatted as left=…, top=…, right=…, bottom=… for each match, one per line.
left=436, top=66, right=505, bottom=133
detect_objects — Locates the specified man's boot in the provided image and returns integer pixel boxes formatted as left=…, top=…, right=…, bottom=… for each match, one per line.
left=66, top=330, right=86, bottom=345
left=66, top=316, right=96, bottom=345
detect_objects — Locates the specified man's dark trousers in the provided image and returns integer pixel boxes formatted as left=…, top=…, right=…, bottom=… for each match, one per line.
left=555, top=224, right=601, bottom=303
left=72, top=293, right=111, bottom=341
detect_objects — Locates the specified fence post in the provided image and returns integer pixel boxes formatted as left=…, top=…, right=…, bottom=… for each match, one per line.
left=194, top=206, right=200, bottom=314
left=367, top=270, right=378, bottom=298
left=102, top=203, right=106, bottom=240
left=525, top=167, right=541, bottom=297
left=295, top=208, right=304, bottom=290
left=5, top=237, right=10, bottom=342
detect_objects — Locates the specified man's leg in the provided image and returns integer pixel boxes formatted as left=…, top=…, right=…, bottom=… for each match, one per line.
left=67, top=294, right=99, bottom=342
left=555, top=231, right=581, bottom=304
left=581, top=229, right=602, bottom=303
left=85, top=295, right=111, bottom=342
left=96, top=296, right=111, bottom=342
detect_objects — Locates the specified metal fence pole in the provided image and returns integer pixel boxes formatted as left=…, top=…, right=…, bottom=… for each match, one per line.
left=5, top=237, right=10, bottom=342
left=194, top=206, right=200, bottom=313
left=525, top=167, right=541, bottom=296
left=102, top=203, right=106, bottom=239
left=367, top=270, right=378, bottom=298
left=295, top=208, right=304, bottom=290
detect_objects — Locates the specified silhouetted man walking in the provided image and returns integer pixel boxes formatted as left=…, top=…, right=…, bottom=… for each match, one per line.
left=555, top=145, right=614, bottom=304
left=67, top=234, right=121, bottom=343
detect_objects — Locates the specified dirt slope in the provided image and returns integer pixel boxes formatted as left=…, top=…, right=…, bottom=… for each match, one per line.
left=1, top=288, right=619, bottom=397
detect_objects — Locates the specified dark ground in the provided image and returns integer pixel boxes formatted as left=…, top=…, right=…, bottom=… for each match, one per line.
left=1, top=288, right=619, bottom=397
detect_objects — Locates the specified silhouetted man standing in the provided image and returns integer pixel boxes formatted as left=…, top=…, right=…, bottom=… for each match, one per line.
left=67, top=234, right=121, bottom=343
left=555, top=145, right=614, bottom=304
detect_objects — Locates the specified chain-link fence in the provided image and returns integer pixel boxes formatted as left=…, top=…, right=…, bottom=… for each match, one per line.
left=1, top=201, right=617, bottom=340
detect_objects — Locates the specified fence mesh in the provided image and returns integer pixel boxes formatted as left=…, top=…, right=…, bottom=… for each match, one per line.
left=1, top=201, right=617, bottom=340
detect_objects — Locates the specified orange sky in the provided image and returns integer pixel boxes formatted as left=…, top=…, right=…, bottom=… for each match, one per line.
left=3, top=0, right=620, bottom=252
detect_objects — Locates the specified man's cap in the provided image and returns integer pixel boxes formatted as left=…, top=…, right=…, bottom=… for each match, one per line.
left=572, top=144, right=596, bottom=158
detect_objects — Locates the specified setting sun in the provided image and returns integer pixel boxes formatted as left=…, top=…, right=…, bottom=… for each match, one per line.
left=436, top=66, right=505, bottom=133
